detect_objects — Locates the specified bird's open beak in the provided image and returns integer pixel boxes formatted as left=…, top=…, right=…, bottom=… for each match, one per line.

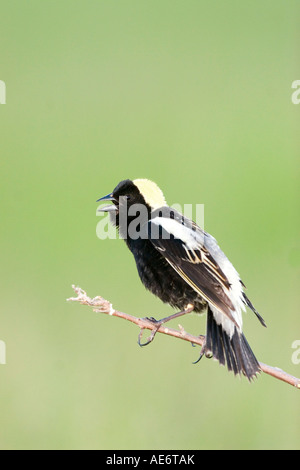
left=96, top=193, right=118, bottom=212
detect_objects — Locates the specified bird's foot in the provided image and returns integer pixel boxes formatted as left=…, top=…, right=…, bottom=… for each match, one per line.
left=137, top=306, right=194, bottom=348
left=137, top=317, right=162, bottom=347
left=192, top=336, right=213, bottom=364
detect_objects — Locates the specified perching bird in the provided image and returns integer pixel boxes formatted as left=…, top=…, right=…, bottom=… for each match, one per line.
left=97, top=179, right=266, bottom=381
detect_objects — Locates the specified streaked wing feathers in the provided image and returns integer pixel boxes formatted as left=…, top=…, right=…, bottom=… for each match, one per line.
left=149, top=217, right=238, bottom=327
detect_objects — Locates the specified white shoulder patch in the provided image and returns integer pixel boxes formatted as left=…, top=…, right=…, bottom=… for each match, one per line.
left=133, top=179, right=167, bottom=210
left=151, top=217, right=203, bottom=249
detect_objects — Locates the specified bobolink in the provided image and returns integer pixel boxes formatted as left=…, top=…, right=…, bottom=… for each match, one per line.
left=97, top=179, right=266, bottom=381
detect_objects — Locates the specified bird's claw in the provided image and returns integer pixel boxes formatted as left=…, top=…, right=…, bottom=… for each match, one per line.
left=192, top=337, right=212, bottom=364
left=144, top=316, right=159, bottom=323
left=137, top=317, right=162, bottom=347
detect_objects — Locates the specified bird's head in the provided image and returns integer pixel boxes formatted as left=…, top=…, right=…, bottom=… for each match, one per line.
left=97, top=179, right=168, bottom=241
left=97, top=178, right=167, bottom=214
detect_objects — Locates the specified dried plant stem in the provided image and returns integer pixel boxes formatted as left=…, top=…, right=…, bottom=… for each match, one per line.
left=67, top=285, right=300, bottom=389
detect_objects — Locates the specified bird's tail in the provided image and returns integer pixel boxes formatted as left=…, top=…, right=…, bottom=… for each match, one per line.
left=205, top=307, right=261, bottom=381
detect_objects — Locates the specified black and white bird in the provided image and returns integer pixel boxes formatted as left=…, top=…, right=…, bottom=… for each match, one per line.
left=97, top=178, right=266, bottom=381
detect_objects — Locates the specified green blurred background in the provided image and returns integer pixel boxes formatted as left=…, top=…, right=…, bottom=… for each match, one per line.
left=1, top=0, right=299, bottom=450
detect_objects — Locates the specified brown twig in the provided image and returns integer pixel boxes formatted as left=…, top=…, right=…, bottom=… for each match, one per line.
left=67, top=285, right=300, bottom=389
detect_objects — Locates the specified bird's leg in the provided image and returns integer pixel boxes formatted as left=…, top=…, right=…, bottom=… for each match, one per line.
left=138, top=304, right=194, bottom=347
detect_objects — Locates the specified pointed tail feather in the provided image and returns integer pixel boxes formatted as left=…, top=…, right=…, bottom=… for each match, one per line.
left=205, top=308, right=261, bottom=381
left=242, top=293, right=267, bottom=328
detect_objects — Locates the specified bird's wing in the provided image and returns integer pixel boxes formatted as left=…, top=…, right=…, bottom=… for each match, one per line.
left=148, top=213, right=239, bottom=327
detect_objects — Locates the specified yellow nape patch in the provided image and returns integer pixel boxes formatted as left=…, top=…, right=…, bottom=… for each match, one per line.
left=133, top=179, right=167, bottom=209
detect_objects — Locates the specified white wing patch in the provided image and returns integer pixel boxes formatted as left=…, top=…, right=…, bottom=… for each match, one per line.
left=151, top=217, right=204, bottom=249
